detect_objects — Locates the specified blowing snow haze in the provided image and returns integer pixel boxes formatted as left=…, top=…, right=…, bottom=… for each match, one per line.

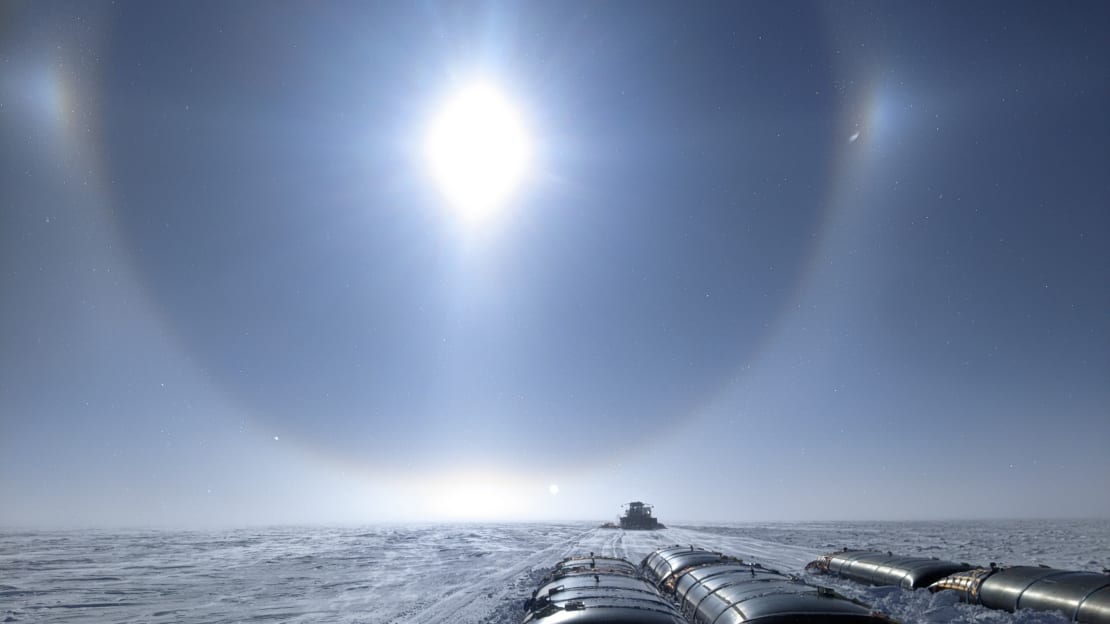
left=1, top=1, right=1108, bottom=528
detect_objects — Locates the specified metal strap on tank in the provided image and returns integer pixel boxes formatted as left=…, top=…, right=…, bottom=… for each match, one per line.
left=683, top=562, right=779, bottom=587
left=687, top=571, right=796, bottom=620
left=1071, top=577, right=1110, bottom=622
left=1011, top=569, right=1072, bottom=611
left=529, top=598, right=683, bottom=621
left=647, top=546, right=696, bottom=585
left=523, top=590, right=679, bottom=617
left=888, top=561, right=915, bottom=588
left=708, top=585, right=821, bottom=624
left=869, top=560, right=909, bottom=587
left=711, top=599, right=746, bottom=624
left=830, top=551, right=865, bottom=574
left=843, top=553, right=880, bottom=582
left=546, top=584, right=666, bottom=600
left=547, top=593, right=673, bottom=607
left=903, top=559, right=952, bottom=588
left=659, top=550, right=728, bottom=590
left=673, top=558, right=753, bottom=593
left=659, top=553, right=683, bottom=588
left=679, top=564, right=785, bottom=612
left=886, top=558, right=939, bottom=588
left=642, top=551, right=671, bottom=584
left=552, top=565, right=637, bottom=580
left=836, top=551, right=880, bottom=578
left=678, top=566, right=737, bottom=603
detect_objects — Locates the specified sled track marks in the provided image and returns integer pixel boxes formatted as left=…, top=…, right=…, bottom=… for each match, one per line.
left=387, top=527, right=591, bottom=624
left=387, top=525, right=822, bottom=624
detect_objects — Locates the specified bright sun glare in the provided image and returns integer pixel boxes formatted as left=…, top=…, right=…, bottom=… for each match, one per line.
left=425, top=82, right=532, bottom=221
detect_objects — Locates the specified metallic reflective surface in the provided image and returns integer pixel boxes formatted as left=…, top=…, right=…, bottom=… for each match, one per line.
left=929, top=566, right=1110, bottom=624
left=643, top=547, right=891, bottom=624
left=642, top=545, right=739, bottom=590
left=522, top=554, right=686, bottom=624
left=806, top=549, right=971, bottom=589
left=551, top=555, right=641, bottom=577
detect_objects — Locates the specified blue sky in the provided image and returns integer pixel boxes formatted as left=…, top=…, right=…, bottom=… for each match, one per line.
left=2, top=1, right=1108, bottom=527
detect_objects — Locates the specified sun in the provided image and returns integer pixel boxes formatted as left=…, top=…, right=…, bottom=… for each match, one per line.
left=425, top=82, right=532, bottom=221
left=548, top=484, right=559, bottom=495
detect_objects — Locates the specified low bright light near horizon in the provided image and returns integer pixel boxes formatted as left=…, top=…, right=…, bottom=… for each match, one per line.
left=549, top=484, right=559, bottom=495
left=424, top=82, right=532, bottom=221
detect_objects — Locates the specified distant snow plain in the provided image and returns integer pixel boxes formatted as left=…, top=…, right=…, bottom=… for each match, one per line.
left=2, top=520, right=1108, bottom=624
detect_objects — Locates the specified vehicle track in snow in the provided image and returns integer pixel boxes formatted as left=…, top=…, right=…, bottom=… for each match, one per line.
left=7, top=523, right=1103, bottom=624
left=387, top=526, right=590, bottom=624
left=389, top=526, right=666, bottom=624
left=570, top=526, right=629, bottom=560
left=384, top=522, right=1110, bottom=624
left=397, top=525, right=823, bottom=624
left=662, top=525, right=818, bottom=572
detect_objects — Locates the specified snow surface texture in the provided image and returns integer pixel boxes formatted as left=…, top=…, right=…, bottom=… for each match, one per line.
left=2, top=520, right=1108, bottom=624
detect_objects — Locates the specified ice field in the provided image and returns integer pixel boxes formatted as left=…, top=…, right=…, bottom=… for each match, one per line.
left=2, top=520, right=1108, bottom=623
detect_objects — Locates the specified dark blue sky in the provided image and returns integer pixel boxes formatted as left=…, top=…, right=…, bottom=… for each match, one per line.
left=2, top=1, right=1108, bottom=526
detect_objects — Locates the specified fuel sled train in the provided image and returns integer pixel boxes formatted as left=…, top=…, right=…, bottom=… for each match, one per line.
left=522, top=546, right=892, bottom=624
left=521, top=544, right=1110, bottom=624
left=807, top=548, right=1110, bottom=624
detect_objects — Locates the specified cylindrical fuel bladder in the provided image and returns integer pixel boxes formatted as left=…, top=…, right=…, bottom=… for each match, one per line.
left=806, top=549, right=971, bottom=589
left=930, top=565, right=1110, bottom=624
left=522, top=554, right=686, bottom=624
left=644, top=546, right=894, bottom=624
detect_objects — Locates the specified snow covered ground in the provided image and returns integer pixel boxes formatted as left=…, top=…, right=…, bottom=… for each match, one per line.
left=2, top=520, right=1108, bottom=624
